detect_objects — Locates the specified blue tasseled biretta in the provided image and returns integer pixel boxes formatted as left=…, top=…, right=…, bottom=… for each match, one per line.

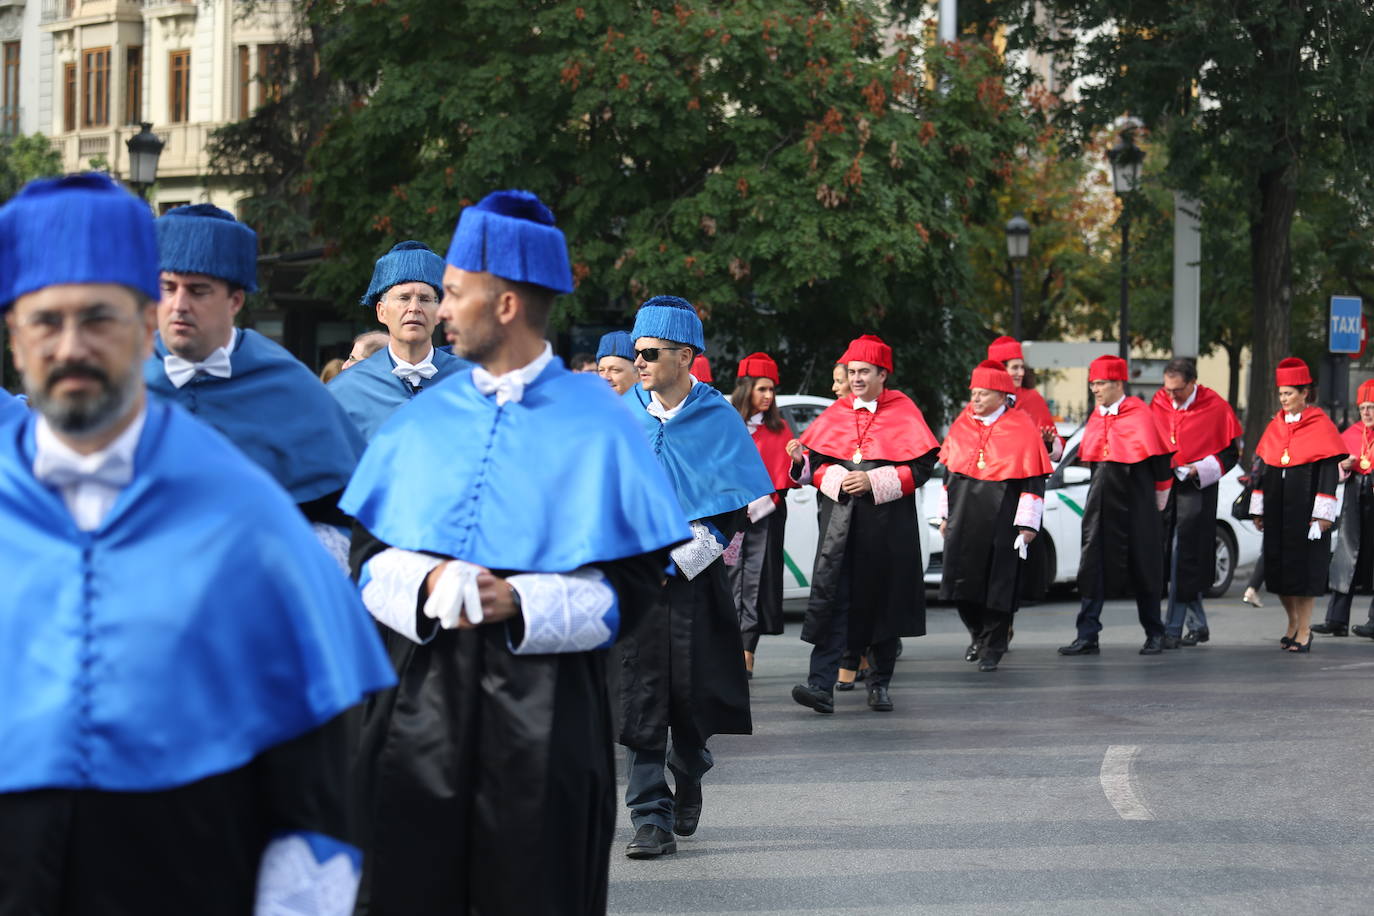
left=596, top=330, right=635, bottom=362
left=630, top=295, right=706, bottom=354
left=0, top=173, right=160, bottom=310
left=360, top=240, right=446, bottom=306
left=445, top=189, right=574, bottom=293
left=156, top=203, right=259, bottom=291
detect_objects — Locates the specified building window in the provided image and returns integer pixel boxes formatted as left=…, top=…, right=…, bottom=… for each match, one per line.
left=125, top=47, right=142, bottom=125
left=2, top=42, right=18, bottom=137
left=82, top=47, right=110, bottom=127
left=257, top=43, right=287, bottom=106
left=168, top=50, right=190, bottom=123
left=63, top=62, right=77, bottom=133
left=237, top=45, right=249, bottom=117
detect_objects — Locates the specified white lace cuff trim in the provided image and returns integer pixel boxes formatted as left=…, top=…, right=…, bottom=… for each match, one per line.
left=1014, top=492, right=1044, bottom=530
left=869, top=465, right=903, bottom=504
left=507, top=567, right=618, bottom=654
left=819, top=464, right=846, bottom=502
left=1250, top=490, right=1264, bottom=517
left=1195, top=454, right=1224, bottom=488
left=791, top=451, right=813, bottom=486
left=1313, top=493, right=1338, bottom=523
left=746, top=492, right=776, bottom=523
left=254, top=831, right=361, bottom=916
left=360, top=548, right=443, bottom=643
left=937, top=485, right=949, bottom=520
left=312, top=523, right=352, bottom=575
left=1155, top=487, right=1171, bottom=511
left=670, top=521, right=725, bottom=580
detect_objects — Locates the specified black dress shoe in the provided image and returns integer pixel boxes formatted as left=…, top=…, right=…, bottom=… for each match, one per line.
left=625, top=824, right=676, bottom=858
left=977, top=652, right=1002, bottom=672
left=1188, top=627, right=1210, bottom=644
left=1352, top=623, right=1374, bottom=639
left=1140, top=636, right=1164, bottom=655
left=791, top=683, right=834, bottom=714
left=867, top=684, right=893, bottom=711
left=1179, top=631, right=1198, bottom=646
left=1311, top=622, right=1348, bottom=637
left=1058, top=639, right=1099, bottom=656
left=1161, top=635, right=1182, bottom=650
left=834, top=679, right=856, bottom=692
left=673, top=782, right=702, bottom=836
left=964, top=643, right=979, bottom=662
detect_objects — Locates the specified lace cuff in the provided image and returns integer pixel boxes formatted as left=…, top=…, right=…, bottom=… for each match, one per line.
left=937, top=485, right=949, bottom=520
left=1313, top=493, right=1338, bottom=523
left=507, top=568, right=619, bottom=654
left=1155, top=487, right=1171, bottom=511
left=1014, top=492, right=1044, bottom=530
left=869, top=465, right=904, bottom=504
left=312, top=523, right=352, bottom=575
left=254, top=831, right=361, bottom=916
left=790, top=451, right=813, bottom=486
left=359, top=548, right=444, bottom=643
left=818, top=464, right=846, bottom=502
left=747, top=492, right=777, bottom=523
left=1250, top=489, right=1264, bottom=517
left=670, top=521, right=726, bottom=580
left=1195, top=454, right=1224, bottom=488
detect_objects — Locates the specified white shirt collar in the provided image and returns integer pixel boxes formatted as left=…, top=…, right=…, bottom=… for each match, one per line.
left=1098, top=395, right=1126, bottom=417
left=853, top=397, right=878, bottom=414
left=33, top=406, right=147, bottom=531
left=1284, top=410, right=1304, bottom=424
left=973, top=403, right=1007, bottom=426
left=1171, top=386, right=1198, bottom=411
left=647, top=378, right=698, bottom=423
left=470, top=342, right=554, bottom=406
left=390, top=344, right=435, bottom=372
left=747, top=411, right=764, bottom=433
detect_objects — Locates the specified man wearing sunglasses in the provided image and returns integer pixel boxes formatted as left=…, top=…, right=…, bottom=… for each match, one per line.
left=327, top=241, right=471, bottom=440
left=618, top=296, right=773, bottom=859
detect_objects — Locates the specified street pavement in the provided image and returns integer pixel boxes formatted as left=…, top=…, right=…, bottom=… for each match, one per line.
left=608, top=574, right=1374, bottom=914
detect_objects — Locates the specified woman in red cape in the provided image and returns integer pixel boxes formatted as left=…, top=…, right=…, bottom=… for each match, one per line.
left=1249, top=358, right=1347, bottom=652
left=728, top=353, right=802, bottom=676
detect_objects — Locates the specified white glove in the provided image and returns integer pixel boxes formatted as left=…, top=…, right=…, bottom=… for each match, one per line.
left=1174, top=465, right=1191, bottom=481
left=1012, top=532, right=1029, bottom=560
left=1308, top=521, right=1323, bottom=541
left=746, top=493, right=777, bottom=523
left=422, top=559, right=486, bottom=629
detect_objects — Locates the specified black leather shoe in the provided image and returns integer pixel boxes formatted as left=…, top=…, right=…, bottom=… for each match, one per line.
left=1311, top=622, right=1348, bottom=637
left=1140, top=636, right=1164, bottom=655
left=626, top=824, right=676, bottom=858
left=977, top=652, right=1002, bottom=672
left=1352, top=623, right=1374, bottom=639
left=1179, top=631, right=1198, bottom=646
left=1058, top=639, right=1099, bottom=656
left=867, top=684, right=893, bottom=711
left=964, top=643, right=979, bottom=662
left=791, top=684, right=834, bottom=714
left=672, top=782, right=702, bottom=836
left=834, top=679, right=856, bottom=692
left=1185, top=627, right=1209, bottom=644
left=1161, top=635, right=1182, bottom=650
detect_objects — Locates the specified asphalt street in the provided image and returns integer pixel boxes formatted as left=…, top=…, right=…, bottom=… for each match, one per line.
left=608, top=572, right=1374, bottom=914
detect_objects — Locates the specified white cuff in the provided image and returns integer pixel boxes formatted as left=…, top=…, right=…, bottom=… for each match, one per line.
left=937, top=485, right=949, bottom=520
left=670, top=521, right=725, bottom=580
left=1313, top=493, right=1338, bottom=523
left=507, top=568, right=618, bottom=654
left=869, top=465, right=904, bottom=504
left=1014, top=492, right=1044, bottom=530
left=819, top=464, right=846, bottom=502
left=1155, top=487, right=1171, bottom=511
left=1250, top=490, right=1264, bottom=517
left=747, top=493, right=777, bottom=523
left=791, top=451, right=814, bottom=486
left=360, top=548, right=444, bottom=643
left=255, top=831, right=361, bottom=916
left=312, top=523, right=352, bottom=575
left=1195, top=455, right=1224, bottom=488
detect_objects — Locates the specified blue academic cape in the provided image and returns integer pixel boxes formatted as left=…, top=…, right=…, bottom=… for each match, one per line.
left=0, top=399, right=395, bottom=793
left=144, top=329, right=365, bottom=503
left=326, top=345, right=471, bottom=441
left=342, top=357, right=690, bottom=572
left=625, top=382, right=774, bottom=522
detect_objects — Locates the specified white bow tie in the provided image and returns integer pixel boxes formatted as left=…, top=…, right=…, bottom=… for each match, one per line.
left=472, top=366, right=526, bottom=406
left=853, top=398, right=878, bottom=414
left=163, top=348, right=232, bottom=389
left=34, top=446, right=133, bottom=491
left=1098, top=403, right=1121, bottom=417
left=1284, top=412, right=1303, bottom=424
left=391, top=360, right=438, bottom=387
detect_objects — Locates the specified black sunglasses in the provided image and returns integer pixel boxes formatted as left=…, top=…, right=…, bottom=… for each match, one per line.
left=635, top=346, right=686, bottom=363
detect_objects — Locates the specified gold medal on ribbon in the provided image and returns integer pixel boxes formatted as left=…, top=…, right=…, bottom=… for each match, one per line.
left=977, top=449, right=987, bottom=470
left=1171, top=434, right=1177, bottom=445
left=1361, top=457, right=1370, bottom=472
left=852, top=449, right=862, bottom=463
left=1281, top=449, right=1290, bottom=466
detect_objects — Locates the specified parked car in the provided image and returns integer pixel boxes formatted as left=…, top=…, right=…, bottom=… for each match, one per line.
left=776, top=395, right=929, bottom=600
left=920, top=426, right=1262, bottom=599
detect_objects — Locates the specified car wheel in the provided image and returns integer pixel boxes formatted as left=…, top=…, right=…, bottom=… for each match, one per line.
left=1206, top=524, right=1238, bottom=599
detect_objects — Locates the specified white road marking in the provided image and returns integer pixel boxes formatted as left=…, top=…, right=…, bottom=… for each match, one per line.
left=1320, top=661, right=1374, bottom=671
left=1100, top=745, right=1156, bottom=821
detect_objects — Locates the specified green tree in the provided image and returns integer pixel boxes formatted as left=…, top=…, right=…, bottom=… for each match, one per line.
left=305, top=0, right=1032, bottom=419
left=0, top=133, right=63, bottom=202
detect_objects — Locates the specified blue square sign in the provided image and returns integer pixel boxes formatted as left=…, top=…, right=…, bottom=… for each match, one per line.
left=1330, top=296, right=1363, bottom=353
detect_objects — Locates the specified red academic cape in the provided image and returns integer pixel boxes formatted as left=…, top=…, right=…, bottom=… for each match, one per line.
left=940, top=405, right=1053, bottom=481
left=800, top=389, right=939, bottom=463
left=1013, top=386, right=1056, bottom=431
left=752, top=419, right=800, bottom=492
left=1255, top=407, right=1347, bottom=468
left=1149, top=385, right=1244, bottom=468
left=1080, top=396, right=1172, bottom=464
left=1341, top=422, right=1374, bottom=476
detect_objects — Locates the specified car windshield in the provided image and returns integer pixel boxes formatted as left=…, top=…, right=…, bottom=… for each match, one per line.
left=780, top=403, right=827, bottom=434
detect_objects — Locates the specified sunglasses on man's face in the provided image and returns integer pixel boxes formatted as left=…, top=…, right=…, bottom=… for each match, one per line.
left=635, top=346, right=686, bottom=363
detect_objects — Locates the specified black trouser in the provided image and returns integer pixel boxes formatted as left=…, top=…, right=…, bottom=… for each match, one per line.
left=1074, top=558, right=1163, bottom=641
left=957, top=601, right=1012, bottom=656
left=1247, top=558, right=1265, bottom=591
left=1324, top=590, right=1374, bottom=627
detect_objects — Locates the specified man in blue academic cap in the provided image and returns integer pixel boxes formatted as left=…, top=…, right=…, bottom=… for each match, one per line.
left=342, top=190, right=690, bottom=915
left=0, top=174, right=394, bottom=914
left=144, top=204, right=365, bottom=562
left=596, top=328, right=637, bottom=395
left=327, top=241, right=471, bottom=439
left=618, top=295, right=773, bottom=858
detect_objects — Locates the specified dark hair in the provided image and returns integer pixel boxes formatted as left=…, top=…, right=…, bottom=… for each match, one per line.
left=489, top=275, right=557, bottom=329
left=1163, top=357, right=1198, bottom=383
left=570, top=352, right=595, bottom=368
left=730, top=376, right=784, bottom=432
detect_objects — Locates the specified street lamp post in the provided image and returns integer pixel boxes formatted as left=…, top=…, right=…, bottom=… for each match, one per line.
left=1107, top=128, right=1144, bottom=361
left=125, top=122, right=164, bottom=202
left=1004, top=213, right=1030, bottom=341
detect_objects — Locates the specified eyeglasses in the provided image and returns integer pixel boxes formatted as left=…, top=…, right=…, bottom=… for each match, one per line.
left=15, top=305, right=132, bottom=344
left=635, top=346, right=686, bottom=363
left=386, top=293, right=439, bottom=308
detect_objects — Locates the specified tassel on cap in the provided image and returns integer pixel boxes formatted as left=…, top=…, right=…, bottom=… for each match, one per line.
left=445, top=190, right=573, bottom=293
left=1088, top=354, right=1129, bottom=382
left=1275, top=357, right=1313, bottom=387
left=839, top=334, right=893, bottom=372
left=970, top=359, right=1016, bottom=393
left=630, top=295, right=707, bottom=353
left=361, top=241, right=445, bottom=306
left=737, top=352, right=780, bottom=385
left=595, top=330, right=634, bottom=362
left=156, top=203, right=259, bottom=291
left=987, top=335, right=1024, bottom=364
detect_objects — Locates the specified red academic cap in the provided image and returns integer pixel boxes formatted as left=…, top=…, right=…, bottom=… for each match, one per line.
left=1088, top=354, right=1129, bottom=382
left=839, top=334, right=893, bottom=372
left=737, top=352, right=779, bottom=385
left=1275, top=357, right=1312, bottom=387
left=987, top=336, right=1024, bottom=364
left=691, top=353, right=714, bottom=382
left=1357, top=379, right=1374, bottom=406
left=970, top=359, right=1016, bottom=394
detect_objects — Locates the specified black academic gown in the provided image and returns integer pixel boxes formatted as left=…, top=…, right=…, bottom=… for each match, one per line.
left=1163, top=442, right=1240, bottom=597
left=1331, top=471, right=1374, bottom=594
left=802, top=452, right=938, bottom=648
left=349, top=528, right=664, bottom=916
left=1078, top=456, right=1173, bottom=599
left=0, top=715, right=352, bottom=916
left=729, top=496, right=789, bottom=648
left=940, top=475, right=1047, bottom=612
left=1257, top=457, right=1341, bottom=596
left=619, top=509, right=753, bottom=751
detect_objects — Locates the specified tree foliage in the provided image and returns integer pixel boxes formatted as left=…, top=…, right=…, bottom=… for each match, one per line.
left=305, top=0, right=1032, bottom=417
left=0, top=134, right=63, bottom=203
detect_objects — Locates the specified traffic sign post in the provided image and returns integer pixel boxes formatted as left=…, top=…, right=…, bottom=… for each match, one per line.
left=1330, top=295, right=1363, bottom=353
